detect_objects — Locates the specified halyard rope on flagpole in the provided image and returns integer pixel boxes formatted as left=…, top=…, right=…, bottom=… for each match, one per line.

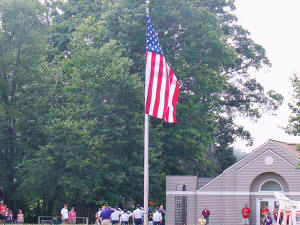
left=144, top=1, right=150, bottom=225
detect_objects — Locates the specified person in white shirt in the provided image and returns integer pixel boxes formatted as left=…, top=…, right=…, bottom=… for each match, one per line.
left=61, top=204, right=68, bottom=224
left=133, top=204, right=144, bottom=225
left=153, top=207, right=162, bottom=225
left=120, top=209, right=132, bottom=225
left=95, top=208, right=102, bottom=225
left=110, top=206, right=122, bottom=224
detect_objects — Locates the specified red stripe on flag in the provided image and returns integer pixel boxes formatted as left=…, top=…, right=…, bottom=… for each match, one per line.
left=163, top=65, right=170, bottom=121
left=172, top=82, right=179, bottom=123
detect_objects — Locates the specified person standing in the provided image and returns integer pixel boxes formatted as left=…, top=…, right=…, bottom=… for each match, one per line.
left=261, top=205, right=269, bottom=216
left=95, top=208, right=102, bottom=225
left=0, top=201, right=7, bottom=224
left=202, top=207, right=210, bottom=225
left=61, top=204, right=69, bottom=224
left=159, top=205, right=166, bottom=225
left=261, top=205, right=269, bottom=225
left=241, top=203, right=251, bottom=225
left=152, top=207, right=162, bottom=225
left=120, top=209, right=132, bottom=225
left=148, top=207, right=153, bottom=225
left=273, top=206, right=282, bottom=224
left=6, top=208, right=12, bottom=223
left=133, top=204, right=144, bottom=225
left=69, top=207, right=76, bottom=224
left=17, top=210, right=24, bottom=224
left=100, top=204, right=114, bottom=225
left=110, top=206, right=122, bottom=225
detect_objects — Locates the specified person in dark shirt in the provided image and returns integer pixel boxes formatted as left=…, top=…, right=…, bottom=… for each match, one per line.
left=148, top=207, right=153, bottom=225
left=100, top=204, right=114, bottom=225
left=159, top=205, right=166, bottom=225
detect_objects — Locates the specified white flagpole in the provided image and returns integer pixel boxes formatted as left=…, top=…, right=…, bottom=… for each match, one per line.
left=144, top=114, right=149, bottom=225
left=144, top=2, right=150, bottom=225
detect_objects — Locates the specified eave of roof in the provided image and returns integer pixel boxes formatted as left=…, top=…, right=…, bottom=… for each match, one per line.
left=270, top=139, right=300, bottom=158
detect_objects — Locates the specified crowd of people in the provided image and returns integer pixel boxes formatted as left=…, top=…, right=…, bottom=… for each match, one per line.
left=197, top=204, right=284, bottom=225
left=241, top=203, right=285, bottom=225
left=93, top=203, right=166, bottom=225
left=0, top=201, right=24, bottom=224
left=0, top=200, right=289, bottom=225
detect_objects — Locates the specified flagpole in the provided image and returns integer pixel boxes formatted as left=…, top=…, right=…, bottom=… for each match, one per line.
left=144, top=114, right=149, bottom=225
left=144, top=2, right=150, bottom=225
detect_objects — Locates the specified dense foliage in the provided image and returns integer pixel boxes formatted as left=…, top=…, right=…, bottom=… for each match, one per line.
left=0, top=0, right=282, bottom=221
left=287, top=75, right=300, bottom=152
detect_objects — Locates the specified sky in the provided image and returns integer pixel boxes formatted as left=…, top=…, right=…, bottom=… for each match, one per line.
left=233, top=0, right=300, bottom=152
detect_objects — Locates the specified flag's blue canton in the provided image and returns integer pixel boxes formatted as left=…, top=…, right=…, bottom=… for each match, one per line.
left=146, top=15, right=164, bottom=56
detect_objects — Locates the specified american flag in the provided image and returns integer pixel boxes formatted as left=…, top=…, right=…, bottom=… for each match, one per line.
left=145, top=15, right=179, bottom=123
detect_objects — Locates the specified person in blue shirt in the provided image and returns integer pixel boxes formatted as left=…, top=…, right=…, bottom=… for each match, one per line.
left=263, top=213, right=273, bottom=225
left=100, top=203, right=114, bottom=225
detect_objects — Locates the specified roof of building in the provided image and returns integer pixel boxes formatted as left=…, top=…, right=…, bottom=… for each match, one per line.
left=197, top=177, right=214, bottom=189
left=196, top=139, right=299, bottom=192
left=270, top=139, right=300, bottom=158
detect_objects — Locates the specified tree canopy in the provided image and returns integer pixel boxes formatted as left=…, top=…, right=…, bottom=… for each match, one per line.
left=287, top=75, right=300, bottom=145
left=0, top=0, right=282, bottom=221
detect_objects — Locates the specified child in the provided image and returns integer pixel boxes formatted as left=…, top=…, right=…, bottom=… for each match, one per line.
left=6, top=209, right=13, bottom=223
left=17, top=210, right=24, bottom=224
left=69, top=207, right=76, bottom=224
left=198, top=215, right=207, bottom=225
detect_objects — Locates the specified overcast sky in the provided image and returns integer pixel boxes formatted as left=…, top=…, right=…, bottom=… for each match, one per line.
left=233, top=0, right=300, bottom=152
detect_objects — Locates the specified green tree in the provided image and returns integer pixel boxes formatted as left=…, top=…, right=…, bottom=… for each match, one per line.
left=287, top=75, right=300, bottom=154
left=0, top=0, right=48, bottom=210
left=19, top=39, right=145, bottom=214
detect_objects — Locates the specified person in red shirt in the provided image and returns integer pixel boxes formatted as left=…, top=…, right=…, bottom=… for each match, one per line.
left=261, top=205, right=269, bottom=225
left=241, top=203, right=251, bottom=225
left=0, top=201, right=7, bottom=224
left=261, top=205, right=269, bottom=216
left=202, top=207, right=210, bottom=225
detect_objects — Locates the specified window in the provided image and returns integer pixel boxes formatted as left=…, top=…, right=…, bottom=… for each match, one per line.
left=260, top=180, right=283, bottom=192
left=175, top=196, right=187, bottom=225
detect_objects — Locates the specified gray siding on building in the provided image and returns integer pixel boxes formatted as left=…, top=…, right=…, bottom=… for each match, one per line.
left=166, top=194, right=175, bottom=225
left=196, top=195, right=223, bottom=225
left=166, top=176, right=197, bottom=191
left=249, top=195, right=257, bottom=225
left=198, top=175, right=223, bottom=192
left=187, top=195, right=196, bottom=225
left=236, top=150, right=300, bottom=192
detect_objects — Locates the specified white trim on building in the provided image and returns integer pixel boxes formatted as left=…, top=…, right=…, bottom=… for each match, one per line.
left=166, top=191, right=300, bottom=196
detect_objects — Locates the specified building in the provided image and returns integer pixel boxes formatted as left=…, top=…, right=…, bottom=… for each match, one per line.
left=166, top=139, right=300, bottom=225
